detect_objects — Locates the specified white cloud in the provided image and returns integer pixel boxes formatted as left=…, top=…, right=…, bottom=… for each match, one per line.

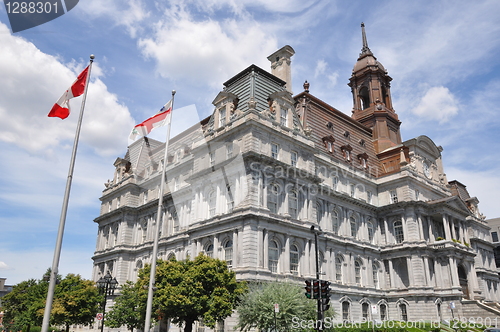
left=314, top=59, right=327, bottom=78
left=0, top=22, right=135, bottom=158
left=446, top=167, right=500, bottom=220
left=0, top=261, right=10, bottom=270
left=138, top=7, right=278, bottom=88
left=411, top=86, right=459, bottom=123
left=79, top=0, right=150, bottom=38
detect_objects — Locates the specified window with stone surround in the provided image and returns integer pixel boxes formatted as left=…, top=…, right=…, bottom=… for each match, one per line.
left=271, top=143, right=279, bottom=160
left=269, top=240, right=279, bottom=273
left=290, top=244, right=299, bottom=274
left=394, top=220, right=404, bottom=243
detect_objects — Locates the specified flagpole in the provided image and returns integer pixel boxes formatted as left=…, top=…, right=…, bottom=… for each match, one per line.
left=144, top=90, right=176, bottom=332
left=41, top=55, right=94, bottom=332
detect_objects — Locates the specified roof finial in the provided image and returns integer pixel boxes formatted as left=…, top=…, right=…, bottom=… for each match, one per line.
left=360, top=22, right=373, bottom=57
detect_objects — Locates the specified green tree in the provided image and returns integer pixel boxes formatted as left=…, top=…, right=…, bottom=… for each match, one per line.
left=236, top=281, right=334, bottom=332
left=49, top=273, right=101, bottom=332
left=106, top=281, right=145, bottom=332
left=1, top=279, right=46, bottom=332
left=137, top=254, right=247, bottom=332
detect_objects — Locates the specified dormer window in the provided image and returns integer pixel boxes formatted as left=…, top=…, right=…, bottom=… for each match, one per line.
left=322, top=136, right=335, bottom=153
left=280, top=109, right=288, bottom=127
left=341, top=145, right=353, bottom=161
left=357, top=153, right=369, bottom=169
left=219, top=108, right=227, bottom=127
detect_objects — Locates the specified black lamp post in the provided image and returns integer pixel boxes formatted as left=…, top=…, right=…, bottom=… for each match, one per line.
left=97, top=271, right=118, bottom=332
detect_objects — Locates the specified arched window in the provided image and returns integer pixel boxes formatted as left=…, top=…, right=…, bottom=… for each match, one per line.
left=208, top=190, right=216, bottom=217
left=290, top=244, right=299, bottom=274
left=335, top=255, right=343, bottom=283
left=399, top=303, right=408, bottom=321
left=359, top=86, right=370, bottom=110
left=269, top=240, right=279, bottom=273
left=317, top=202, right=323, bottom=224
left=268, top=183, right=279, bottom=214
left=362, top=302, right=369, bottom=320
left=367, top=220, right=374, bottom=243
left=288, top=190, right=298, bottom=218
left=380, top=304, right=387, bottom=321
left=141, top=220, right=147, bottom=242
left=224, top=240, right=233, bottom=267
left=331, top=210, right=339, bottom=235
left=205, top=243, right=214, bottom=258
left=170, top=208, right=179, bottom=233
left=372, top=263, right=379, bottom=289
left=354, top=260, right=362, bottom=285
left=394, top=220, right=404, bottom=243
left=350, top=217, right=357, bottom=239
left=342, top=301, right=350, bottom=322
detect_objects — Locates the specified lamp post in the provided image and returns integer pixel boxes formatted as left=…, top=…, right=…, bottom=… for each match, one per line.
left=97, top=271, right=118, bottom=332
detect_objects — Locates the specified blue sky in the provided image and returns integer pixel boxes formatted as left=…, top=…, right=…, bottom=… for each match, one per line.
left=1, top=0, right=500, bottom=284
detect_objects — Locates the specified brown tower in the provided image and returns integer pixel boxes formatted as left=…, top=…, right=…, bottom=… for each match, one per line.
left=349, top=23, right=402, bottom=153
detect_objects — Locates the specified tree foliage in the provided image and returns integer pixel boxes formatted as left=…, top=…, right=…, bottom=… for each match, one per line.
left=0, top=272, right=100, bottom=332
left=105, top=281, right=145, bottom=332
left=136, top=254, right=247, bottom=332
left=236, top=281, right=335, bottom=332
left=1, top=279, right=46, bottom=332
left=50, top=273, right=101, bottom=332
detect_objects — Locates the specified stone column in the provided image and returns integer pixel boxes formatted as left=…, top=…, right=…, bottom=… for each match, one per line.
left=263, top=230, right=269, bottom=269
left=428, top=216, right=434, bottom=243
left=423, top=256, right=431, bottom=286
left=284, top=235, right=290, bottom=274
left=213, top=234, right=219, bottom=260
left=448, top=256, right=459, bottom=288
left=233, top=230, right=239, bottom=267
left=304, top=239, right=310, bottom=277
left=407, top=256, right=414, bottom=287
left=388, top=259, right=396, bottom=288
left=417, top=214, right=424, bottom=241
left=442, top=215, right=451, bottom=240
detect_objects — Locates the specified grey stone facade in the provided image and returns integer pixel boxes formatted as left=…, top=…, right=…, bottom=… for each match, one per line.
left=93, top=36, right=500, bottom=328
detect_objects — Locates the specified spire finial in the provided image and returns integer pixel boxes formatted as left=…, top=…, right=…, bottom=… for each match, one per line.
left=360, top=22, right=373, bottom=57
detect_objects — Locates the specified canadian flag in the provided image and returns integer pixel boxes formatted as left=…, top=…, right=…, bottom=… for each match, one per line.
left=48, top=66, right=89, bottom=119
left=129, top=99, right=173, bottom=140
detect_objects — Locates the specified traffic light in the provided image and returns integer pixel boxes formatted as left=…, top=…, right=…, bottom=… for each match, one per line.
left=304, top=279, right=320, bottom=299
left=320, top=280, right=330, bottom=298
left=304, top=279, right=312, bottom=298
left=321, top=297, right=330, bottom=311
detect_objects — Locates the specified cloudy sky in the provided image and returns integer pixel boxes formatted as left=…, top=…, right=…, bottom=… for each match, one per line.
left=1, top=0, right=500, bottom=285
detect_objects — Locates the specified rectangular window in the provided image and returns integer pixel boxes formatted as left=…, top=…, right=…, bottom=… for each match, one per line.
left=415, top=189, right=420, bottom=200
left=271, top=143, right=279, bottom=160
left=367, top=191, right=373, bottom=204
left=492, top=231, right=499, bottom=242
left=219, top=108, right=226, bottom=127
left=350, top=184, right=355, bottom=197
left=280, top=109, right=288, bottom=126
left=390, top=190, right=398, bottom=203
left=291, top=151, right=298, bottom=167
left=226, top=144, right=233, bottom=159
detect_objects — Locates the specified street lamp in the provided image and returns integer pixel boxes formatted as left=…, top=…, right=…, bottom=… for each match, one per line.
left=97, top=271, right=118, bottom=332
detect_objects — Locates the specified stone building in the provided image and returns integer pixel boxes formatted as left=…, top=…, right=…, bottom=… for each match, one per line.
left=92, top=25, right=500, bottom=326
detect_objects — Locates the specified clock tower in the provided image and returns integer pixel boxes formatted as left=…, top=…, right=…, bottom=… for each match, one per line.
left=349, top=23, right=402, bottom=154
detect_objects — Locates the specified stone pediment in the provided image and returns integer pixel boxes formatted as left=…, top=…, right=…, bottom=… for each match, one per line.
left=427, top=195, right=472, bottom=216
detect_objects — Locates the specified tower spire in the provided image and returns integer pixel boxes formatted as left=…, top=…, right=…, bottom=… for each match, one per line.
left=359, top=22, right=373, bottom=58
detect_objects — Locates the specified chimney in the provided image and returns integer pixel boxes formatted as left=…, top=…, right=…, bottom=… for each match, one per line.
left=267, top=45, right=295, bottom=93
